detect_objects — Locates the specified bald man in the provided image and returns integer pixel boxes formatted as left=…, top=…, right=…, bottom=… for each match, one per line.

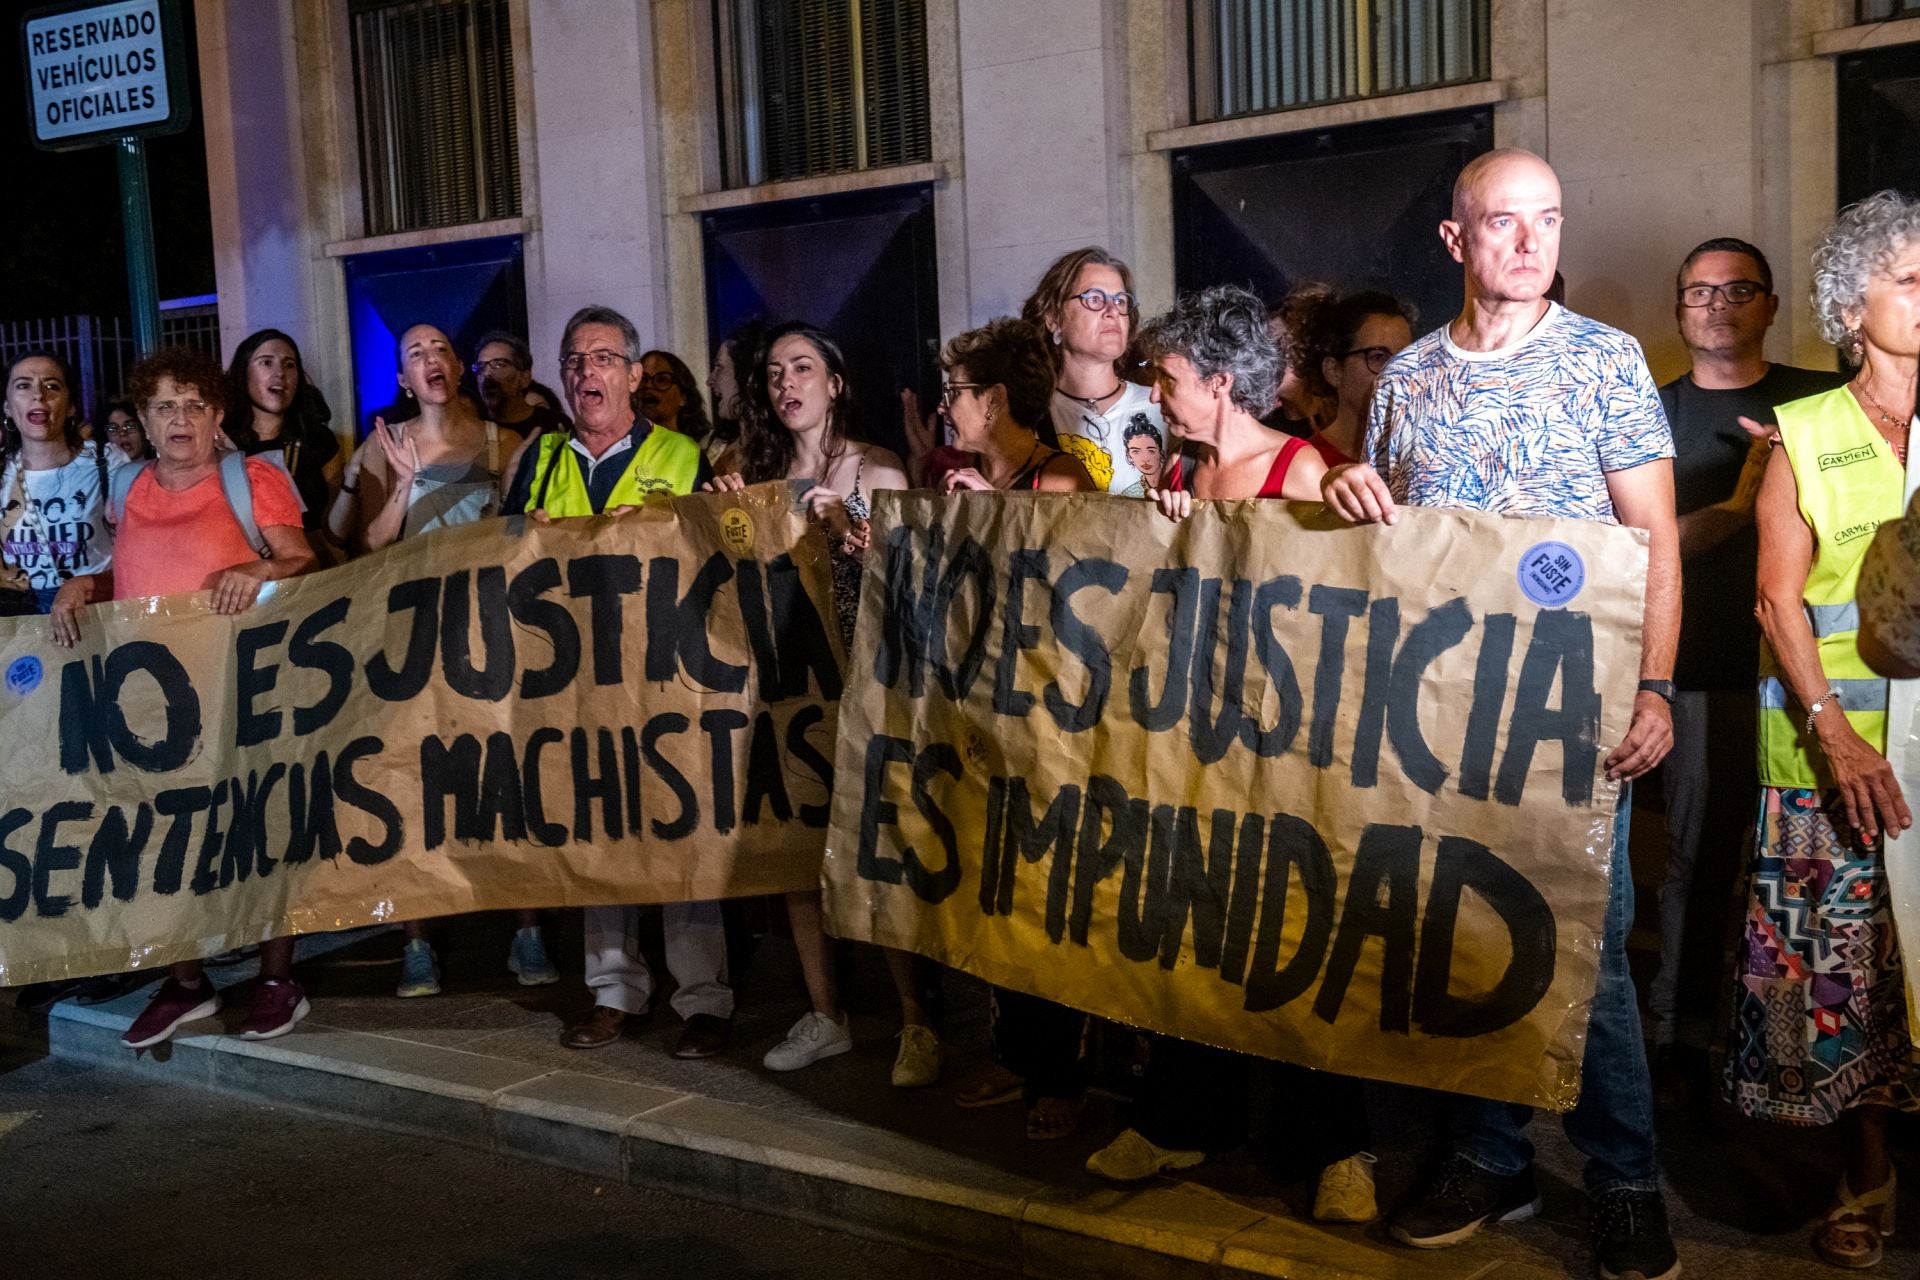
left=1323, top=149, right=1681, bottom=1280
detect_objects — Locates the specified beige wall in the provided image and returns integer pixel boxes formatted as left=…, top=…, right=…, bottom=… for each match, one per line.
left=195, top=0, right=1884, bottom=414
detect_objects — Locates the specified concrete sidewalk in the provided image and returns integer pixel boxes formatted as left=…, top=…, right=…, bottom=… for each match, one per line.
left=2, top=913, right=1906, bottom=1279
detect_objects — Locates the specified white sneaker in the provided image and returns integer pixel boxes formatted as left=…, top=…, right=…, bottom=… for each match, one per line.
left=763, top=1010, right=853, bottom=1072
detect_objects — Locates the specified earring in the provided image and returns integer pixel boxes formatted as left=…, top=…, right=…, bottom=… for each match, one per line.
left=401, top=387, right=416, bottom=400
left=1051, top=330, right=1062, bottom=346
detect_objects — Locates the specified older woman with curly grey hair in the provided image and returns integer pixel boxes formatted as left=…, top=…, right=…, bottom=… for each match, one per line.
left=1732, top=188, right=1920, bottom=1270
left=1134, top=284, right=1328, bottom=523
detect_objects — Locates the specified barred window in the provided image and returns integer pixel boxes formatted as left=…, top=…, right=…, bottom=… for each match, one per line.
left=714, top=0, right=930, bottom=189
left=1189, top=0, right=1490, bottom=124
left=351, top=0, right=521, bottom=237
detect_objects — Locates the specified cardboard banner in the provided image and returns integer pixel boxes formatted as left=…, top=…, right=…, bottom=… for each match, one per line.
left=822, top=492, right=1646, bottom=1110
left=0, top=482, right=841, bottom=987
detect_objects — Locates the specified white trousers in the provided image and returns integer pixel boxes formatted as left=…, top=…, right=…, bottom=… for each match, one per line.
left=583, top=900, right=733, bottom=1019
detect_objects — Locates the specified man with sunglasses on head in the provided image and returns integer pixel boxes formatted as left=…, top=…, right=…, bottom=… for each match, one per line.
left=1648, top=238, right=1845, bottom=1110
left=499, top=305, right=735, bottom=1062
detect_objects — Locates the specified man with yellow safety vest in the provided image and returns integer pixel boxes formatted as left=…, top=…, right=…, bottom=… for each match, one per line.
left=500, top=305, right=736, bottom=1062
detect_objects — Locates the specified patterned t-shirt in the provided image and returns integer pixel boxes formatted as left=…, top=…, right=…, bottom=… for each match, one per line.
left=1049, top=382, right=1168, bottom=496
left=1363, top=303, right=1674, bottom=523
left=0, top=442, right=115, bottom=594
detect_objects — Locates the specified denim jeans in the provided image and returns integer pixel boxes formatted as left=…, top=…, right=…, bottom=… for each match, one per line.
left=1452, top=791, right=1662, bottom=1196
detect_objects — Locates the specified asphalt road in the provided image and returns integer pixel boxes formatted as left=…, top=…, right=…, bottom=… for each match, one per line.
left=0, top=1050, right=1017, bottom=1280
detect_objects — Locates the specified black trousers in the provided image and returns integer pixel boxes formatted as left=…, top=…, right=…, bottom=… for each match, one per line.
left=991, top=986, right=1087, bottom=1102
left=1134, top=1035, right=1370, bottom=1166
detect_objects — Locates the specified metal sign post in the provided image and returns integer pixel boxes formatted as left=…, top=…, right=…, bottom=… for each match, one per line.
left=21, top=0, right=191, bottom=357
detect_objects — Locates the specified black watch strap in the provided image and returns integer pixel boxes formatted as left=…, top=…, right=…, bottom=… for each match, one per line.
left=1637, top=679, right=1677, bottom=705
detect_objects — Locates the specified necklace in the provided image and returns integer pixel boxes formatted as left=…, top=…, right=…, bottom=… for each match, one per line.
left=1857, top=384, right=1913, bottom=465
left=988, top=439, right=1046, bottom=490
left=1058, top=382, right=1122, bottom=412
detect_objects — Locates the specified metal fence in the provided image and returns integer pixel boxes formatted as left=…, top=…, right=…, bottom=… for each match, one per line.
left=1189, top=0, right=1491, bottom=123
left=0, top=302, right=222, bottom=426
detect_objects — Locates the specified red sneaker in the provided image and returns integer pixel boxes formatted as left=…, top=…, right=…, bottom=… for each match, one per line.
left=238, top=979, right=310, bottom=1041
left=122, top=978, right=220, bottom=1050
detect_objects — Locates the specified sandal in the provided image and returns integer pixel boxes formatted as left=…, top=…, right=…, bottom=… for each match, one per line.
left=1025, top=1095, right=1082, bottom=1141
left=1814, top=1172, right=1896, bottom=1270
left=955, top=1064, right=1023, bottom=1109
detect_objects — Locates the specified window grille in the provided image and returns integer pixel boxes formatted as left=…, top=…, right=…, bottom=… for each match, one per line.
left=714, top=0, right=930, bottom=189
left=351, top=0, right=521, bottom=236
left=1189, top=0, right=1490, bottom=124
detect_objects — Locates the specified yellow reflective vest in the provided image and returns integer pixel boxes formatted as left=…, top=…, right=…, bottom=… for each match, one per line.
left=525, top=425, right=703, bottom=517
left=1758, top=386, right=1904, bottom=788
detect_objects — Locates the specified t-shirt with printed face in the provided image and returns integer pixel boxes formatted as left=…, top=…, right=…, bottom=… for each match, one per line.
left=1049, top=382, right=1169, bottom=496
left=0, top=442, right=115, bottom=595
left=1363, top=303, right=1674, bottom=523
left=112, top=458, right=303, bottom=601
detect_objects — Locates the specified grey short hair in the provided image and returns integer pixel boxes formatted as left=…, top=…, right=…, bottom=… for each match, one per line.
left=1810, top=190, right=1920, bottom=346
left=1137, top=284, right=1280, bottom=416
left=559, top=306, right=643, bottom=365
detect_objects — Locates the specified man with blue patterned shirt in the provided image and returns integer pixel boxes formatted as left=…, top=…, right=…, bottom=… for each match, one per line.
left=1323, top=148, right=1682, bottom=1280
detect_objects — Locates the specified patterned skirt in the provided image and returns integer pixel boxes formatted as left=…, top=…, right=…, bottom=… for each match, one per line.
left=1727, top=787, right=1920, bottom=1125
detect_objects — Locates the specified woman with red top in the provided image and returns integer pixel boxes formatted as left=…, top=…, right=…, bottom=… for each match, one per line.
left=105, top=348, right=319, bottom=1049
left=1089, top=287, right=1378, bottom=1226
left=1142, top=284, right=1329, bottom=520
left=1293, top=290, right=1417, bottom=468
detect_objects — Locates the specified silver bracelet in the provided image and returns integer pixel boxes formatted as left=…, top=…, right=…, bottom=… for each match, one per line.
left=1805, top=687, right=1842, bottom=735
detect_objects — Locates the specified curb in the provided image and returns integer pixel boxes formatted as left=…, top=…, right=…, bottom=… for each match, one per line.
left=15, top=1001, right=1546, bottom=1280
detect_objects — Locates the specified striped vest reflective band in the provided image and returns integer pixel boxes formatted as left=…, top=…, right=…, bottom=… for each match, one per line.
left=1758, top=385, right=1904, bottom=788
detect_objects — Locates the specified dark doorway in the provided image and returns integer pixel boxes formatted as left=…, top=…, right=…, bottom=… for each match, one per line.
left=1172, top=107, right=1492, bottom=335
left=703, top=183, right=940, bottom=455
left=342, top=234, right=529, bottom=437
left=1839, top=44, right=1920, bottom=205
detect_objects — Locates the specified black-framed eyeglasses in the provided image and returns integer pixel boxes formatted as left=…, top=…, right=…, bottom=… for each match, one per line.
left=938, top=382, right=986, bottom=408
left=640, top=372, right=680, bottom=391
left=560, top=349, right=633, bottom=374
left=1342, top=346, right=1395, bottom=375
left=471, top=357, right=519, bottom=376
left=1071, top=288, right=1136, bottom=316
left=1679, top=280, right=1765, bottom=308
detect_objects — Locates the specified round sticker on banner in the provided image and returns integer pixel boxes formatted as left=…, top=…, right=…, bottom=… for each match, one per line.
left=720, top=507, right=755, bottom=557
left=1517, top=540, right=1586, bottom=608
left=5, top=655, right=41, bottom=697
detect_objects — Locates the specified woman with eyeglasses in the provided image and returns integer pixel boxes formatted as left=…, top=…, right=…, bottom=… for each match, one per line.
left=350, top=323, right=551, bottom=997
left=1292, top=291, right=1418, bottom=467
left=102, top=398, right=148, bottom=462
left=708, top=322, right=938, bottom=1083
left=639, top=349, right=711, bottom=445
left=105, top=347, right=319, bottom=1048
left=224, top=329, right=342, bottom=547
left=0, top=353, right=114, bottom=642
left=1018, top=246, right=1170, bottom=496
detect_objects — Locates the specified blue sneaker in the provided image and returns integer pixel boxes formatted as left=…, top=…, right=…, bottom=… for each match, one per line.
left=508, top=927, right=559, bottom=986
left=396, top=938, right=441, bottom=998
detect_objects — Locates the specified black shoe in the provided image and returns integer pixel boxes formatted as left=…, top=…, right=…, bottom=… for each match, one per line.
left=1591, top=1188, right=1680, bottom=1280
left=672, top=1013, right=733, bottom=1059
left=1389, top=1153, right=1541, bottom=1249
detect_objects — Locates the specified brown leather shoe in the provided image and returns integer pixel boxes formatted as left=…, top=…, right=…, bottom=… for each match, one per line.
left=561, top=1005, right=632, bottom=1049
left=672, top=1013, right=732, bottom=1059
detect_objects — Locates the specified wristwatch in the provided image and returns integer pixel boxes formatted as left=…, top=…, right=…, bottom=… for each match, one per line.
left=1806, top=687, right=1842, bottom=735
left=1637, top=679, right=1677, bottom=706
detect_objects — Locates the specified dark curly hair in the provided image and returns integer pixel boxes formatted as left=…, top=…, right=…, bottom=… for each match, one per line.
left=736, top=322, right=862, bottom=485
left=223, top=328, right=331, bottom=449
left=129, top=347, right=229, bottom=416
left=1294, top=290, right=1419, bottom=401
left=1137, top=285, right=1280, bottom=417
left=2, top=351, right=84, bottom=456
left=939, top=317, right=1059, bottom=443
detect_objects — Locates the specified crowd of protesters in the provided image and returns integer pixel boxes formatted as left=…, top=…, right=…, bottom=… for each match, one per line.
left=10, top=147, right=1920, bottom=1280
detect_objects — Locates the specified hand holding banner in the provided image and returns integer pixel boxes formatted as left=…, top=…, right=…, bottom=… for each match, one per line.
left=821, top=491, right=1647, bottom=1110
left=0, top=482, right=841, bottom=987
